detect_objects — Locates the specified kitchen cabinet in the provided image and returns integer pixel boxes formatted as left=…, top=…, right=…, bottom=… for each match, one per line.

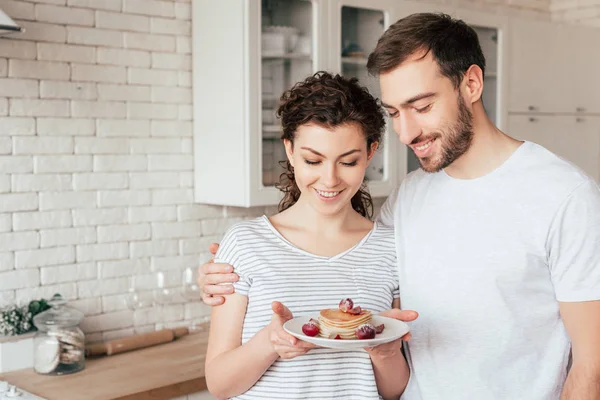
left=508, top=18, right=567, bottom=114
left=192, top=0, right=327, bottom=207
left=508, top=114, right=600, bottom=182
left=508, top=17, right=600, bottom=115
left=192, top=0, right=399, bottom=207
left=506, top=18, right=600, bottom=181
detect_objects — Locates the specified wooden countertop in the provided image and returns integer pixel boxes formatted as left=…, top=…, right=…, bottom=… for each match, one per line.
left=0, top=329, right=209, bottom=400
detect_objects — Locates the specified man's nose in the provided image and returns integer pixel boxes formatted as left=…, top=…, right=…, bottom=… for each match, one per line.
left=393, top=113, right=421, bottom=146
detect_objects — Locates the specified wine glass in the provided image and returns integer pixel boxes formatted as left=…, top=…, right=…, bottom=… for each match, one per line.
left=125, top=275, right=154, bottom=310
left=181, top=266, right=208, bottom=332
left=153, top=270, right=179, bottom=330
left=181, top=267, right=202, bottom=302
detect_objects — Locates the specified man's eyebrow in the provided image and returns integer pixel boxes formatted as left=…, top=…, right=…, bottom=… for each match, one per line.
left=382, top=92, right=437, bottom=109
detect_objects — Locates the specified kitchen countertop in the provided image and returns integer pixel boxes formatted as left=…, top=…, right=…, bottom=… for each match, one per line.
left=0, top=328, right=209, bottom=400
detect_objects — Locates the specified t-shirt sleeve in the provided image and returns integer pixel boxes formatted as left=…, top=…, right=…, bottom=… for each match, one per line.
left=547, top=179, right=600, bottom=302
left=376, top=186, right=400, bottom=228
left=214, top=226, right=252, bottom=296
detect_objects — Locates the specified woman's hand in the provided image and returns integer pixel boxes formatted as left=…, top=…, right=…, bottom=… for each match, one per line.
left=365, top=308, right=417, bottom=358
left=267, top=301, right=317, bottom=359
left=366, top=337, right=404, bottom=359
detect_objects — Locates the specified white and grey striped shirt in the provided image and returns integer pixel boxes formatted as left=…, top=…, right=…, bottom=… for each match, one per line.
left=214, top=215, right=400, bottom=400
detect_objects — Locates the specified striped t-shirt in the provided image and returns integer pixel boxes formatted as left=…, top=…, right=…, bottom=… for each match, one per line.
left=214, top=215, right=400, bottom=400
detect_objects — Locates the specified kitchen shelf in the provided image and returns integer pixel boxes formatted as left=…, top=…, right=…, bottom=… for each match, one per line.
left=342, top=56, right=368, bottom=65
left=263, top=125, right=281, bottom=133
left=262, top=52, right=312, bottom=60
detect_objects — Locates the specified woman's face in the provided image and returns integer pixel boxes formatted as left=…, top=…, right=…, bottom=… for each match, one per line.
left=284, top=122, right=376, bottom=216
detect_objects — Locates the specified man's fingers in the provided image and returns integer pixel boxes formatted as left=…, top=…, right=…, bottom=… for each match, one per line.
left=204, top=263, right=234, bottom=275
left=204, top=272, right=238, bottom=286
left=202, top=282, right=234, bottom=295
left=379, top=309, right=419, bottom=322
left=209, top=243, right=219, bottom=255
left=202, top=294, right=225, bottom=306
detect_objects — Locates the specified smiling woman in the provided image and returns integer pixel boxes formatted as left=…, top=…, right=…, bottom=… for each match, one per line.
left=203, top=71, right=411, bottom=400
left=275, top=71, right=386, bottom=219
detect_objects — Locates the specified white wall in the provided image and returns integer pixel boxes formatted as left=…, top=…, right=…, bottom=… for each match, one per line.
left=0, top=0, right=280, bottom=343
left=552, top=0, right=600, bottom=26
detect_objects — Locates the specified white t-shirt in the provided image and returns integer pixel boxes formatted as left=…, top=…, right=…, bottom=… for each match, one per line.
left=215, top=216, right=400, bottom=400
left=377, top=141, right=600, bottom=400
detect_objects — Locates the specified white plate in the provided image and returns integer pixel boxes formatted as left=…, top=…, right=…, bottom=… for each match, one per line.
left=283, top=314, right=410, bottom=350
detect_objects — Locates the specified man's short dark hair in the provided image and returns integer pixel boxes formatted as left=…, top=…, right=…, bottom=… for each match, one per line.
left=367, top=13, right=486, bottom=88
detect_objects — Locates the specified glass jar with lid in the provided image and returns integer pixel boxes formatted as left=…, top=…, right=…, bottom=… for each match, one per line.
left=32, top=294, right=85, bottom=375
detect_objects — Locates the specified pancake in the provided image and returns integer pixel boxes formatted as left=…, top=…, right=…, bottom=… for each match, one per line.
left=318, top=308, right=372, bottom=339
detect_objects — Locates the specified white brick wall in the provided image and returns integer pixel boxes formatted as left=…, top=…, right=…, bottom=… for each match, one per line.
left=0, top=0, right=241, bottom=345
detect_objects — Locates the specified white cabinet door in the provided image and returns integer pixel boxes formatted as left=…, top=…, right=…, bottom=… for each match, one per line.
left=567, top=116, right=600, bottom=182
left=508, top=18, right=569, bottom=114
left=572, top=25, right=600, bottom=114
left=508, top=115, right=600, bottom=182
left=193, top=0, right=329, bottom=207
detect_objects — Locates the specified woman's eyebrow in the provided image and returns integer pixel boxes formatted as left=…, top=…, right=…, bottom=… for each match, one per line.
left=300, top=147, right=361, bottom=158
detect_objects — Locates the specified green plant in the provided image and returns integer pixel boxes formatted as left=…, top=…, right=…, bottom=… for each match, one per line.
left=0, top=295, right=57, bottom=336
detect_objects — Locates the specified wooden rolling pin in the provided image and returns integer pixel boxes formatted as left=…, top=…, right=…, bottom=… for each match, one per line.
left=85, top=327, right=190, bottom=357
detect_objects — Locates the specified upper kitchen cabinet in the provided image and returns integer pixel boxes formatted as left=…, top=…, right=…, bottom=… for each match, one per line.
left=192, top=0, right=327, bottom=207
left=329, top=0, right=400, bottom=197
left=569, top=24, right=600, bottom=115
left=508, top=18, right=564, bottom=114
left=193, top=0, right=404, bottom=207
left=507, top=17, right=600, bottom=115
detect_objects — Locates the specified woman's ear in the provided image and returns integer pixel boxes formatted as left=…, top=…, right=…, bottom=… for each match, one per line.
left=367, top=142, right=379, bottom=163
left=283, top=139, right=294, bottom=168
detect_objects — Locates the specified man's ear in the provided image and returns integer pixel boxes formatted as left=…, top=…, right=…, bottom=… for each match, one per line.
left=462, top=64, right=484, bottom=105
left=284, top=139, right=294, bottom=168
left=367, top=142, right=379, bottom=163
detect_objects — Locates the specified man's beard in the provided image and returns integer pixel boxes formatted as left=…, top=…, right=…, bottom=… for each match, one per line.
left=417, top=95, right=474, bottom=173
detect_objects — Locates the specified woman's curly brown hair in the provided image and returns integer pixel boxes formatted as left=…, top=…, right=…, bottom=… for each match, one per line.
left=275, top=71, right=386, bottom=219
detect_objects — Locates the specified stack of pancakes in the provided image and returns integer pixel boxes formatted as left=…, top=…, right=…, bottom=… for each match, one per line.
left=318, top=308, right=372, bottom=339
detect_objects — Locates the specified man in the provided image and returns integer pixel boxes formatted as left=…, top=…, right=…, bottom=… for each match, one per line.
left=198, top=13, right=600, bottom=399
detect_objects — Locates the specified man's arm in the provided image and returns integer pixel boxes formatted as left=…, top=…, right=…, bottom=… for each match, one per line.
left=559, top=300, right=600, bottom=399
left=375, top=186, right=400, bottom=227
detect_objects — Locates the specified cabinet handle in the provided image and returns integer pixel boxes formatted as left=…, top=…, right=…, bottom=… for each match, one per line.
left=576, top=117, right=585, bottom=123
left=576, top=107, right=586, bottom=112
left=528, top=105, right=537, bottom=111
left=528, top=117, right=538, bottom=122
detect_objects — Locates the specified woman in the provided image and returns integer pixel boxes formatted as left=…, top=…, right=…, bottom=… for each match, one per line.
left=205, top=72, right=410, bottom=400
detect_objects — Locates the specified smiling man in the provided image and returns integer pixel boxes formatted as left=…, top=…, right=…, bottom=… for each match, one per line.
left=198, top=12, right=600, bottom=400
left=369, top=12, right=600, bottom=400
